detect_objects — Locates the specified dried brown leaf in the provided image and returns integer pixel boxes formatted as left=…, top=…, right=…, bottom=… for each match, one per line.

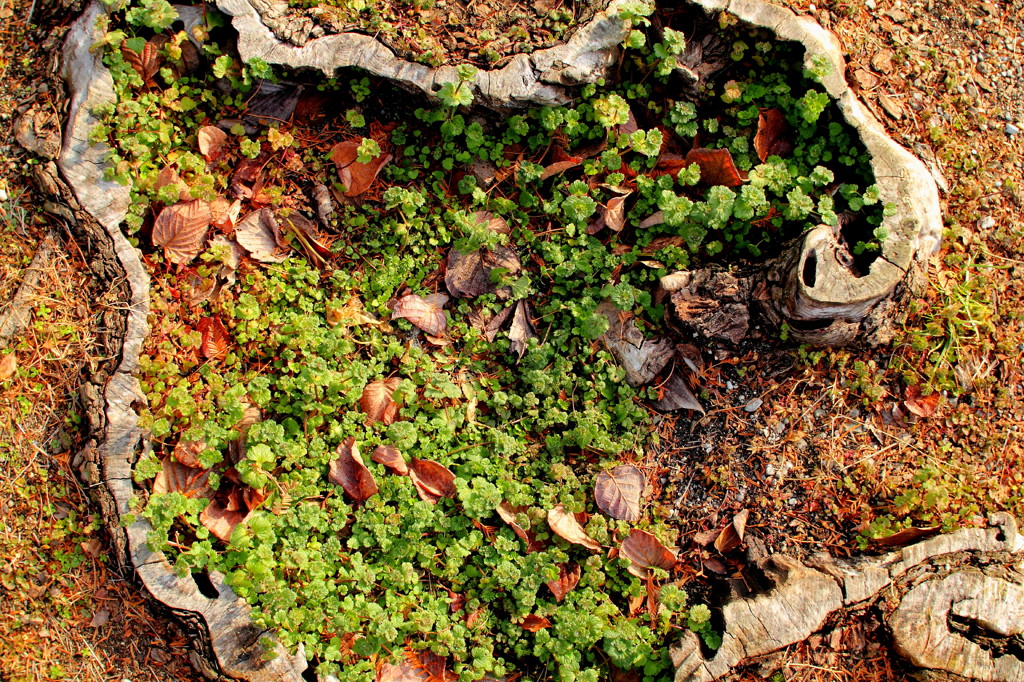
left=547, top=504, right=601, bottom=551
left=392, top=293, right=449, bottom=336
left=445, top=246, right=520, bottom=299
left=714, top=509, right=749, bottom=554
left=198, top=125, right=228, bottom=162
left=539, top=158, right=581, bottom=181
left=872, top=525, right=941, bottom=547
left=0, top=352, right=16, bottom=382
left=545, top=563, right=581, bottom=602
left=684, top=147, right=744, bottom=187
left=329, top=437, right=378, bottom=502
left=409, top=458, right=456, bottom=504
left=904, top=385, right=939, bottom=418
left=172, top=439, right=206, bottom=468
left=594, top=465, right=644, bottom=521
left=620, top=529, right=677, bottom=578
left=496, top=501, right=544, bottom=553
left=331, top=140, right=392, bottom=197
left=508, top=300, right=536, bottom=359
left=152, top=200, right=212, bottom=264
left=120, top=41, right=160, bottom=87
left=520, top=614, right=552, bottom=632
left=360, top=377, right=402, bottom=426
left=210, top=197, right=241, bottom=231
left=200, top=498, right=248, bottom=542
left=753, top=109, right=793, bottom=162
left=235, top=209, right=290, bottom=263
left=153, top=459, right=213, bottom=498
left=372, top=444, right=409, bottom=475
left=196, top=316, right=229, bottom=360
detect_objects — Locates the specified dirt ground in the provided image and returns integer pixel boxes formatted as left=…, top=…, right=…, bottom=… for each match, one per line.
left=0, top=0, right=1021, bottom=679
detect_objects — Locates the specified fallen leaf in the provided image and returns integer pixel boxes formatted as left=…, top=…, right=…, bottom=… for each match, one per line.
left=209, top=197, right=241, bottom=231
left=545, top=563, right=581, bottom=602
left=478, top=305, right=514, bottom=343
left=638, top=211, right=665, bottom=229
left=520, top=614, right=552, bottom=632
left=597, top=300, right=674, bottom=387
left=278, top=210, right=332, bottom=268
left=228, top=153, right=267, bottom=200
left=873, top=525, right=943, bottom=547
left=331, top=140, right=392, bottom=197
left=539, top=158, right=581, bottom=181
left=379, top=660, right=428, bottom=682
left=235, top=209, right=290, bottom=263
left=89, top=608, right=110, bottom=628
left=409, top=459, right=457, bottom=504
left=196, top=316, right=229, bottom=360
left=372, top=444, right=409, bottom=475
left=871, top=49, right=894, bottom=74
left=445, top=246, right=520, bottom=299
left=685, top=147, right=744, bottom=187
left=198, top=125, right=228, bottom=162
left=508, top=300, right=536, bottom=358
left=392, top=293, right=449, bottom=336
left=329, top=437, right=378, bottom=502
left=473, top=210, right=510, bottom=235
left=326, top=297, right=379, bottom=328
left=496, top=501, right=544, bottom=553
left=620, top=529, right=677, bottom=578
left=154, top=165, right=191, bottom=203
left=692, top=528, right=720, bottom=547
left=245, top=80, right=303, bottom=127
left=0, top=352, right=17, bottom=381
left=152, top=200, right=212, bottom=264
left=153, top=459, right=213, bottom=498
left=402, top=649, right=457, bottom=682
left=199, top=497, right=248, bottom=542
left=594, top=465, right=644, bottom=521
left=714, top=509, right=750, bottom=554
left=547, top=504, right=601, bottom=550
left=652, top=372, right=704, bottom=413
left=80, top=538, right=102, bottom=558
left=753, top=109, right=793, bottom=162
left=904, top=386, right=940, bottom=418
left=172, top=439, right=206, bottom=468
left=360, top=377, right=402, bottom=426
left=120, top=41, right=160, bottom=87
left=587, top=193, right=631, bottom=235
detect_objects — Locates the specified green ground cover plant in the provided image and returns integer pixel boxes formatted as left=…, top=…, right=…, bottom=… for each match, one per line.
left=90, top=0, right=890, bottom=678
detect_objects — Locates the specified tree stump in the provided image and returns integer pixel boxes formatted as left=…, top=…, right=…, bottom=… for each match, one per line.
left=52, top=0, right=970, bottom=680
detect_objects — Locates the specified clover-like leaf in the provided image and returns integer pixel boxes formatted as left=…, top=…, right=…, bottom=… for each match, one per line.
left=594, top=465, right=644, bottom=521
left=620, top=528, right=677, bottom=578
left=392, top=293, right=449, bottom=336
left=328, top=437, right=378, bottom=502
left=152, top=200, right=212, bottom=264
left=360, top=377, right=401, bottom=426
left=547, top=504, right=601, bottom=550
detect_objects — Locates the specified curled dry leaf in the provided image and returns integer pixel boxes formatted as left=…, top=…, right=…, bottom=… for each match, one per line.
left=596, top=300, right=674, bottom=387
left=904, top=385, right=939, bottom=418
left=638, top=211, right=664, bottom=229
left=329, top=437, right=379, bottom=502
left=714, top=508, right=750, bottom=554
left=392, top=293, right=449, bottom=336
left=152, top=200, right=212, bottom=264
left=196, top=316, right=229, bottom=360
left=652, top=372, right=704, bottom=414
left=520, top=615, right=552, bottom=632
left=0, top=352, right=17, bottom=382
left=360, top=377, right=402, bottom=426
left=594, top=465, right=644, bottom=522
left=539, top=158, right=581, bottom=181
left=153, top=459, right=213, bottom=498
left=546, top=563, right=582, bottom=602
left=508, top=300, right=536, bottom=359
left=684, top=147, right=745, bottom=187
left=547, top=504, right=601, bottom=551
left=198, top=125, right=228, bottom=162
left=209, top=197, right=241, bottom=231
left=587, top=193, right=631, bottom=235
left=620, top=529, right=677, bottom=579
left=172, top=439, right=206, bottom=468
left=326, top=296, right=379, bottom=328
left=871, top=525, right=941, bottom=547
left=496, top=502, right=544, bottom=553
left=409, top=459, right=457, bottom=504
left=372, top=444, right=409, bottom=475
left=154, top=166, right=191, bottom=203
left=200, top=499, right=248, bottom=542
left=753, top=108, right=793, bottom=162
left=235, top=209, right=291, bottom=263
left=331, top=140, right=392, bottom=197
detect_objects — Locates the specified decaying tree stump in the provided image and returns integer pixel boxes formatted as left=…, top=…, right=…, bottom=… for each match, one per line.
left=51, top=0, right=969, bottom=680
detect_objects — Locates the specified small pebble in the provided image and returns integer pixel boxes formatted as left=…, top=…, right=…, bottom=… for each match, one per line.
left=865, top=0, right=875, bottom=8
left=744, top=397, right=763, bottom=413
left=978, top=216, right=996, bottom=230
left=1006, top=123, right=1020, bottom=136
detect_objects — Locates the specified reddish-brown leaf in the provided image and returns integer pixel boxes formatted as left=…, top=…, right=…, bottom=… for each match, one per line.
left=196, top=317, right=229, bottom=360
left=392, top=293, right=449, bottom=336
left=547, top=504, right=601, bottom=551
left=154, top=165, right=191, bottom=203
left=120, top=41, right=160, bottom=87
left=594, top=465, right=644, bottom=521
left=546, top=563, right=581, bottom=602
left=152, top=200, right=212, bottom=264
left=753, top=108, right=793, bottom=162
left=520, top=615, right=552, bottom=632
left=904, top=385, right=940, bottom=418
left=0, top=352, right=16, bottom=382
left=496, top=502, right=545, bottom=553
left=200, top=498, right=247, bottom=542
left=329, top=437, right=378, bottom=502
left=714, top=509, right=750, bottom=554
left=409, top=459, right=456, bottom=504
left=153, top=459, right=213, bottom=498
left=872, top=525, right=941, bottom=547
left=620, top=529, right=677, bottom=578
left=172, top=439, right=206, bottom=468
left=209, top=196, right=241, bottom=231
left=198, top=125, right=228, bottom=162
left=372, top=444, right=409, bottom=475
left=539, top=159, right=581, bottom=181
left=684, top=147, right=745, bottom=187
left=360, top=377, right=402, bottom=426
left=331, top=140, right=392, bottom=197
